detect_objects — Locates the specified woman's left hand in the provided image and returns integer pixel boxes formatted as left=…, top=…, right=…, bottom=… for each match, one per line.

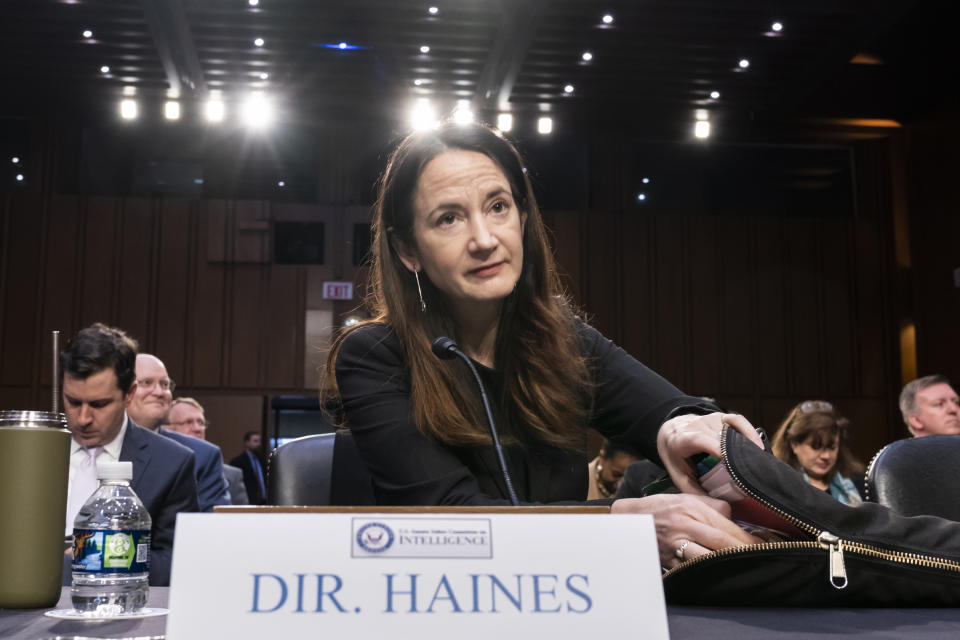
left=657, top=412, right=764, bottom=496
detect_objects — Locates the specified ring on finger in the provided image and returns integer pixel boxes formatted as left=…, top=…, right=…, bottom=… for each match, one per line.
left=675, top=539, right=690, bottom=560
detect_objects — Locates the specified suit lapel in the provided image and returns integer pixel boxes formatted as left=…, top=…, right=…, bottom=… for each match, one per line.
left=120, top=420, right=152, bottom=494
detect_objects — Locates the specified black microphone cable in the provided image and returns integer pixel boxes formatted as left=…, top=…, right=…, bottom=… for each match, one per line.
left=431, top=336, right=520, bottom=506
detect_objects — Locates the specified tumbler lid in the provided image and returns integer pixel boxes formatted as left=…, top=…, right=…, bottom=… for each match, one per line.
left=0, top=410, right=67, bottom=429
left=98, top=461, right=133, bottom=480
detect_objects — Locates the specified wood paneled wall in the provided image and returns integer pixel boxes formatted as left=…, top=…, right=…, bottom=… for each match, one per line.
left=0, top=132, right=909, bottom=463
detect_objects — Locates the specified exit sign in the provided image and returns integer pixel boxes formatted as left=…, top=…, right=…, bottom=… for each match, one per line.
left=322, top=281, right=354, bottom=300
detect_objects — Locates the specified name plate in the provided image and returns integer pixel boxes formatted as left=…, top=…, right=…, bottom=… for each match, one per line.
left=166, top=513, right=668, bottom=639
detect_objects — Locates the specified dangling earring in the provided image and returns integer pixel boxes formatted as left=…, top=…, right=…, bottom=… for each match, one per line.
left=414, top=270, right=426, bottom=312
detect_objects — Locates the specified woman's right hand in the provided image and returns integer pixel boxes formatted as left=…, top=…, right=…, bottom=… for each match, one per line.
left=611, top=494, right=762, bottom=569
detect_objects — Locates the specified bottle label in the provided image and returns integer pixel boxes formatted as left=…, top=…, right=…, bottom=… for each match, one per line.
left=72, top=529, right=151, bottom=574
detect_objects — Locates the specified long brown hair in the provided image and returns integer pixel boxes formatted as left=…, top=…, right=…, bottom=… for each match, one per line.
left=771, top=401, right=864, bottom=477
left=324, top=122, right=590, bottom=450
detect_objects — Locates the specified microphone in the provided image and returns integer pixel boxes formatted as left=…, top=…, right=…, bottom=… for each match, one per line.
left=431, top=336, right=519, bottom=506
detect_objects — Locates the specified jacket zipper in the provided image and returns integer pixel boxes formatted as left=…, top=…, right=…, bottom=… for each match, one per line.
left=664, top=426, right=960, bottom=586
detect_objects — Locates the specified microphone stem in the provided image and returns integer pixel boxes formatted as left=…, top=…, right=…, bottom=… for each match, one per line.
left=454, top=351, right=520, bottom=506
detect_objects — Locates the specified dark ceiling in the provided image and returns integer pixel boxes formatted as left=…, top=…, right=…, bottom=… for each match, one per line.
left=0, top=0, right=952, bottom=136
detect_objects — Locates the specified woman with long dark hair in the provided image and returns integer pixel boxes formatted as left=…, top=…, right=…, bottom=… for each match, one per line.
left=323, top=121, right=764, bottom=568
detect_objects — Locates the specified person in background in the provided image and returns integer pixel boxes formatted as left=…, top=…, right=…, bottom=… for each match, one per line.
left=899, top=375, right=960, bottom=437
left=167, top=397, right=207, bottom=439
left=168, top=396, right=249, bottom=506
left=61, top=323, right=198, bottom=586
left=230, top=431, right=267, bottom=505
left=127, top=354, right=231, bottom=512
left=771, top=400, right=863, bottom=504
left=587, top=439, right=642, bottom=499
left=323, top=121, right=766, bottom=569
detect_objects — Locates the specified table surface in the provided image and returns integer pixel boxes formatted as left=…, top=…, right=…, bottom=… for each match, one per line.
left=2, top=587, right=960, bottom=639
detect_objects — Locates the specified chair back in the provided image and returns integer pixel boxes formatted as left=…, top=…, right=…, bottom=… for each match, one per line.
left=864, top=434, right=960, bottom=521
left=268, top=430, right=375, bottom=506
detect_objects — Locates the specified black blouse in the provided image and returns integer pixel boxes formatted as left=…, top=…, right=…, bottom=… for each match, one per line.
left=335, top=320, right=714, bottom=505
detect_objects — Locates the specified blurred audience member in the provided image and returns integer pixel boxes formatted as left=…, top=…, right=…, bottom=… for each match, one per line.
left=771, top=400, right=863, bottom=504
left=128, top=354, right=231, bottom=512
left=231, top=431, right=267, bottom=505
left=222, top=463, right=250, bottom=505
left=587, top=439, right=642, bottom=499
left=899, top=375, right=960, bottom=437
left=168, top=397, right=208, bottom=439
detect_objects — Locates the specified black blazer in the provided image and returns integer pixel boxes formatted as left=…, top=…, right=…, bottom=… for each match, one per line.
left=230, top=450, right=267, bottom=505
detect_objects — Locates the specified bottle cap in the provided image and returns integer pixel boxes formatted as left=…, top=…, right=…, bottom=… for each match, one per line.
left=97, top=460, right=133, bottom=480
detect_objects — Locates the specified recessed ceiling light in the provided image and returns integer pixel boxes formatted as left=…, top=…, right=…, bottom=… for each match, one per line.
left=602, top=14, right=614, bottom=24
left=164, top=101, right=180, bottom=120
left=642, top=177, right=650, bottom=184
left=420, top=45, right=430, bottom=54
left=636, top=193, right=647, bottom=202
left=249, top=0, right=259, bottom=5
left=11, top=157, right=20, bottom=164
left=694, top=120, right=711, bottom=139
left=100, top=65, right=110, bottom=74
left=16, top=174, right=24, bottom=182
left=428, top=6, right=439, bottom=15
left=738, top=58, right=750, bottom=69
left=414, top=79, right=423, bottom=86
left=710, top=90, right=720, bottom=99
left=563, top=84, right=574, bottom=94
left=206, top=98, right=225, bottom=122
left=771, top=21, right=783, bottom=32
left=410, top=98, right=437, bottom=131
left=537, top=117, right=553, bottom=135
left=254, top=37, right=264, bottom=47
left=338, top=41, right=347, bottom=49
left=581, top=51, right=593, bottom=62
left=242, top=93, right=274, bottom=129
left=278, top=180, right=285, bottom=187
left=497, top=113, right=513, bottom=132
left=260, top=72, right=269, bottom=80
left=82, top=29, right=93, bottom=38
left=119, top=99, right=138, bottom=120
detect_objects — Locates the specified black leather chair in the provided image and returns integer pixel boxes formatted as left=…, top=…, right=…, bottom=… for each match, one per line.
left=267, top=430, right=376, bottom=506
left=864, top=434, right=960, bottom=521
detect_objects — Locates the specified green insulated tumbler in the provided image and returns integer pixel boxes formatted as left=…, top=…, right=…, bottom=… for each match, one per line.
left=0, top=411, right=71, bottom=608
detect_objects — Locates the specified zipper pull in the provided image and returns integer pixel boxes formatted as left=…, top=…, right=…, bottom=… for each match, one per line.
left=818, top=531, right=848, bottom=589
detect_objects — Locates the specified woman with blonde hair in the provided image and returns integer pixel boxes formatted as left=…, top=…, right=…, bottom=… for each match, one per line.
left=771, top=400, right=863, bottom=504
left=323, top=121, right=765, bottom=568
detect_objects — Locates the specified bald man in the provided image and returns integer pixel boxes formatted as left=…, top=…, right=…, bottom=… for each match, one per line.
left=127, top=354, right=231, bottom=511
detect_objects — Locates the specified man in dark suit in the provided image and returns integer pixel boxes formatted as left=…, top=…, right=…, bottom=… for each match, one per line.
left=128, top=353, right=231, bottom=512
left=231, top=431, right=268, bottom=505
left=62, top=324, right=198, bottom=586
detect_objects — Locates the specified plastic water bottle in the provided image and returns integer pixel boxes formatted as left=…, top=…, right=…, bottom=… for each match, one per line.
left=71, top=461, right=151, bottom=615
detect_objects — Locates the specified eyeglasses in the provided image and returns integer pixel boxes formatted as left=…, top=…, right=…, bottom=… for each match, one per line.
left=137, top=377, right=176, bottom=393
left=799, top=400, right=833, bottom=414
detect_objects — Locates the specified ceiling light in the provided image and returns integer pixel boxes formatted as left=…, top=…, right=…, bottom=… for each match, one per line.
left=100, top=65, right=110, bottom=74
left=122, top=85, right=137, bottom=96
left=738, top=58, right=750, bottom=69
left=642, top=177, right=650, bottom=184
left=636, top=193, right=647, bottom=202
left=119, top=99, right=138, bottom=120
left=11, top=157, right=20, bottom=164
left=242, top=93, right=274, bottom=129
left=15, top=174, right=24, bottom=182
left=563, top=84, right=574, bottom=94
left=248, top=0, right=259, bottom=5
left=710, top=90, right=720, bottom=99
left=771, top=21, right=783, bottom=32
left=420, top=45, right=430, bottom=54
left=581, top=51, right=593, bottom=62
left=497, top=113, right=513, bottom=132
left=278, top=180, right=285, bottom=187
left=694, top=120, right=711, bottom=139
left=453, top=100, right=473, bottom=125
left=205, top=98, right=225, bottom=123
left=602, top=14, right=614, bottom=24
left=428, top=6, right=439, bottom=15
left=695, top=109, right=709, bottom=121
left=410, top=98, right=437, bottom=130
left=537, top=117, right=553, bottom=135
left=254, top=37, right=265, bottom=47
left=414, top=79, right=423, bottom=86
left=82, top=29, right=93, bottom=38
left=164, top=101, right=180, bottom=120
left=260, top=72, right=269, bottom=80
